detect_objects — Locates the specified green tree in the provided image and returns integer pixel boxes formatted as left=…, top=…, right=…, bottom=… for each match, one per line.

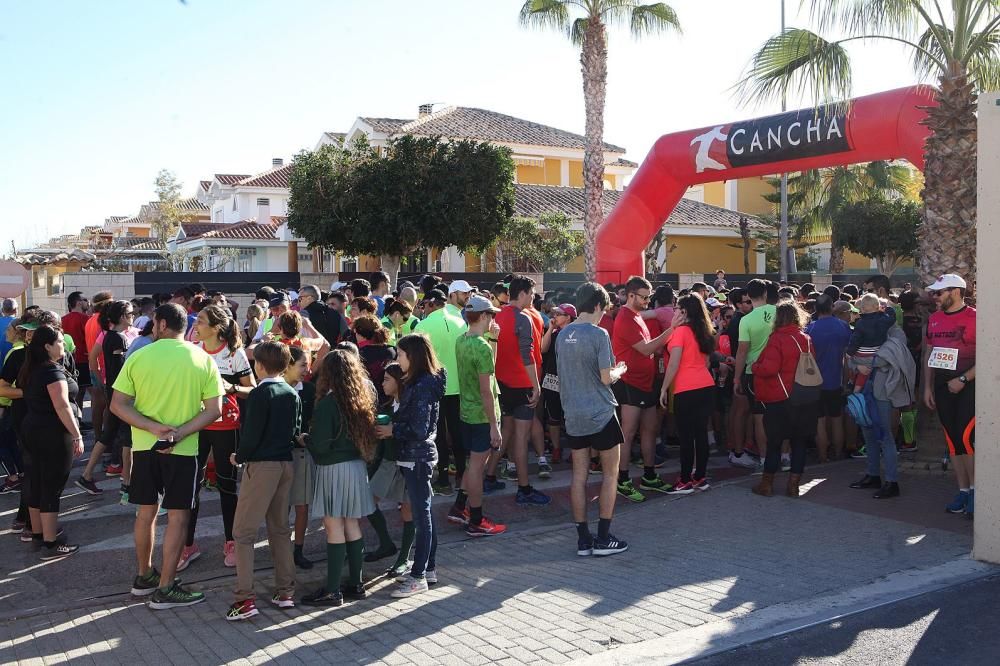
left=493, top=213, right=585, bottom=273
left=519, top=0, right=680, bottom=280
left=739, top=0, right=1000, bottom=285
left=288, top=135, right=515, bottom=279
left=151, top=169, right=193, bottom=239
left=834, top=198, right=922, bottom=276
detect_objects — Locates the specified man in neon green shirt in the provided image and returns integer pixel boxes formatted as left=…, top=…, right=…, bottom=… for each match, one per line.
left=112, top=303, right=223, bottom=610
left=733, top=279, right=775, bottom=462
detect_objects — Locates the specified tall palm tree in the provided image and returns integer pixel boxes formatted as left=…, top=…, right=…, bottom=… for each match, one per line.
left=739, top=0, right=1000, bottom=285
left=519, top=0, right=681, bottom=279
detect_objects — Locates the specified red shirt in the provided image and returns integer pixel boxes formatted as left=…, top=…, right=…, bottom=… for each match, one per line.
left=62, top=311, right=89, bottom=363
left=926, top=306, right=976, bottom=384
left=84, top=313, right=102, bottom=356
left=525, top=307, right=543, bottom=373
left=599, top=312, right=615, bottom=339
left=667, top=326, right=714, bottom=394
left=613, top=308, right=655, bottom=392
left=495, top=305, right=534, bottom=389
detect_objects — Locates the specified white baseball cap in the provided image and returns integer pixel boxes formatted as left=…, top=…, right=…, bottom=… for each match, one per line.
left=926, top=274, right=967, bottom=291
left=448, top=279, right=473, bottom=295
left=330, top=281, right=347, bottom=292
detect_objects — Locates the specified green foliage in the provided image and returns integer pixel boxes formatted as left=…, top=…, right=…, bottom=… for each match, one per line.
left=287, top=136, right=515, bottom=260
left=493, top=213, right=584, bottom=273
left=834, top=198, right=922, bottom=274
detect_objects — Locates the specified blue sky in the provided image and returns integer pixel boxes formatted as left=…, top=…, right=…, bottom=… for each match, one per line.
left=0, top=0, right=923, bottom=254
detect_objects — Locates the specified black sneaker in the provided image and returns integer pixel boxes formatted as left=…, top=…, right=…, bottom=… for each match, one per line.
left=74, top=477, right=102, bottom=495
left=577, top=538, right=594, bottom=557
left=294, top=550, right=314, bottom=570
left=39, top=543, right=79, bottom=560
left=873, top=482, right=900, bottom=499
left=849, top=475, right=881, bottom=489
left=301, top=588, right=343, bottom=607
left=131, top=568, right=162, bottom=596
left=148, top=582, right=205, bottom=610
left=340, top=583, right=367, bottom=600
left=592, top=534, right=629, bottom=557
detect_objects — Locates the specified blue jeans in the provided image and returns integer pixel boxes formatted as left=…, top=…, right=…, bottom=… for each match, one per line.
left=401, top=461, right=437, bottom=579
left=862, top=398, right=898, bottom=482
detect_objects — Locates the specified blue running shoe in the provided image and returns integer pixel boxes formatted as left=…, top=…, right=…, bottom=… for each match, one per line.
left=945, top=490, right=969, bottom=514
left=516, top=488, right=551, bottom=506
left=483, top=479, right=506, bottom=495
left=966, top=489, right=975, bottom=519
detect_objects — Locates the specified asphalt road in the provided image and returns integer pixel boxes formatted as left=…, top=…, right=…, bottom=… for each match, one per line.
left=689, top=575, right=1000, bottom=666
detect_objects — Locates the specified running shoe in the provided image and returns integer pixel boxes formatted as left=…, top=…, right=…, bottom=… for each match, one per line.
left=386, top=561, right=410, bottom=578
left=577, top=538, right=594, bottom=557
left=690, top=477, right=711, bottom=492
left=0, top=477, right=21, bottom=493
left=729, top=451, right=758, bottom=469
left=967, top=489, right=975, bottom=519
left=898, top=442, right=918, bottom=453
left=341, top=584, right=367, bottom=600
left=466, top=517, right=507, bottom=537
left=104, top=464, right=123, bottom=477
left=447, top=463, right=457, bottom=476
left=499, top=460, right=518, bottom=481
left=593, top=534, right=629, bottom=557
left=11, top=518, right=26, bottom=531
left=270, top=593, right=295, bottom=608
left=223, top=540, right=237, bottom=568
left=425, top=569, right=438, bottom=585
left=119, top=486, right=129, bottom=506
left=176, top=544, right=201, bottom=572
left=780, top=454, right=792, bottom=472
left=447, top=506, right=470, bottom=526
left=665, top=479, right=695, bottom=495
left=201, top=478, right=218, bottom=492
left=850, top=447, right=867, bottom=459
left=19, top=529, right=35, bottom=543
left=39, top=543, right=79, bottom=560
left=74, top=477, right=102, bottom=495
left=483, top=479, right=506, bottom=495
left=391, top=575, right=429, bottom=598
left=148, top=582, right=204, bottom=610
left=515, top=488, right=551, bottom=506
left=537, top=460, right=553, bottom=480
left=131, top=568, right=163, bottom=596
left=944, top=490, right=969, bottom=513
left=225, top=598, right=259, bottom=621
left=616, top=480, right=646, bottom=502
left=639, top=475, right=669, bottom=493
left=589, top=460, right=602, bottom=474
left=301, top=588, right=343, bottom=607
left=432, top=481, right=454, bottom=496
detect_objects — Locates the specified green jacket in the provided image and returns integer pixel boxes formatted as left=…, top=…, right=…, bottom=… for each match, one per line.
left=413, top=305, right=467, bottom=395
left=236, top=380, right=300, bottom=463
left=308, top=393, right=362, bottom=466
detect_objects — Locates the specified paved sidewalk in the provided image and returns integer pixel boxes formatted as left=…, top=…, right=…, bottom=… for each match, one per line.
left=0, top=460, right=978, bottom=665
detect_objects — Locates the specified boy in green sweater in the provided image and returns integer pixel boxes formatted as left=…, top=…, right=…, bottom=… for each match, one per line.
left=226, top=342, right=301, bottom=621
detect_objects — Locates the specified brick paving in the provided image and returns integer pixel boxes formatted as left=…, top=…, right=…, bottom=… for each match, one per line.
left=0, top=462, right=973, bottom=665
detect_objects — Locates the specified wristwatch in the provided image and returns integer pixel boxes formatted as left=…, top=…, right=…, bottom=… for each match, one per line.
left=959, top=375, right=969, bottom=384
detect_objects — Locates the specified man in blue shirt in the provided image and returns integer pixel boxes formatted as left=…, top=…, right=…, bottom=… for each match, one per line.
left=0, top=298, right=18, bottom=361
left=806, top=295, right=852, bottom=462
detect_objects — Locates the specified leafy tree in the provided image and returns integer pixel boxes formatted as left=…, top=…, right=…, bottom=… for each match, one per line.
left=834, top=198, right=922, bottom=276
left=288, top=136, right=515, bottom=279
left=151, top=169, right=194, bottom=239
left=519, top=0, right=681, bottom=279
left=493, top=213, right=584, bottom=273
left=739, top=0, right=1000, bottom=284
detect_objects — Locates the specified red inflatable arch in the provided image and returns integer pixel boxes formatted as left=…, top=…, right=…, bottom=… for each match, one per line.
left=594, top=86, right=937, bottom=283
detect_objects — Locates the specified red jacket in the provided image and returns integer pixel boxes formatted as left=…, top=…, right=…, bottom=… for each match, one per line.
left=751, top=325, right=813, bottom=404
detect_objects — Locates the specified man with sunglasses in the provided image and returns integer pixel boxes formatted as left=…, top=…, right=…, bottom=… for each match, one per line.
left=611, top=276, right=673, bottom=501
left=923, top=274, right=976, bottom=518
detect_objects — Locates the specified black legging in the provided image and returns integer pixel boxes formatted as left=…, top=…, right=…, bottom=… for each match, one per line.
left=434, top=394, right=465, bottom=485
left=187, top=429, right=239, bottom=545
left=762, top=399, right=819, bottom=474
left=23, top=426, right=73, bottom=513
left=99, top=387, right=127, bottom=461
left=674, top=386, right=714, bottom=483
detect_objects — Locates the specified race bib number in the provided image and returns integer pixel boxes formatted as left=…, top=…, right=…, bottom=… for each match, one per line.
left=542, top=373, right=560, bottom=392
left=928, top=347, right=959, bottom=371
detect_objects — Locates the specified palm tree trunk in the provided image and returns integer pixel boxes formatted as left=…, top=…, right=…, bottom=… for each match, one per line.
left=919, top=70, right=978, bottom=286
left=739, top=217, right=751, bottom=273
left=829, top=224, right=845, bottom=274
left=581, top=19, right=608, bottom=281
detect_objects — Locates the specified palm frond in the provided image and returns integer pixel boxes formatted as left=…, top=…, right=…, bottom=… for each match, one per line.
left=807, top=0, right=921, bottom=37
left=629, top=3, right=681, bottom=38
left=569, top=16, right=589, bottom=45
left=911, top=23, right=951, bottom=79
left=518, top=0, right=572, bottom=31
left=736, top=28, right=853, bottom=108
left=967, top=37, right=1000, bottom=89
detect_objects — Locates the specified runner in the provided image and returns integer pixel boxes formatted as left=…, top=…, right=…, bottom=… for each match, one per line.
left=923, top=274, right=976, bottom=518
left=557, top=282, right=629, bottom=556
left=733, top=279, right=774, bottom=463
left=182, top=304, right=256, bottom=571
left=806, top=295, right=851, bottom=462
left=448, top=294, right=507, bottom=536
left=540, top=303, right=576, bottom=464
left=111, top=303, right=224, bottom=610
left=60, top=293, right=90, bottom=415
left=85, top=292, right=113, bottom=441
left=611, top=276, right=671, bottom=501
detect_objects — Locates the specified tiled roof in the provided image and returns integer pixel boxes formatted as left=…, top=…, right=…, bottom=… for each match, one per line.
left=394, top=107, right=627, bottom=153
left=199, top=180, right=212, bottom=192
left=323, top=132, right=346, bottom=144
left=179, top=223, right=220, bottom=238
left=149, top=198, right=209, bottom=212
left=237, top=164, right=293, bottom=189
left=214, top=174, right=251, bottom=186
left=129, top=239, right=166, bottom=251
left=608, top=158, right=638, bottom=168
left=361, top=117, right=411, bottom=133
left=180, top=217, right=285, bottom=242
left=106, top=216, right=128, bottom=224
left=513, top=184, right=765, bottom=230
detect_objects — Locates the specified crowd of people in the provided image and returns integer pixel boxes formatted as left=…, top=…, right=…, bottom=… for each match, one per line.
left=0, top=267, right=976, bottom=620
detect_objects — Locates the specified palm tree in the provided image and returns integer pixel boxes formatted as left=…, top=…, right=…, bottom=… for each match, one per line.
left=739, top=0, right=1000, bottom=285
left=519, top=0, right=681, bottom=279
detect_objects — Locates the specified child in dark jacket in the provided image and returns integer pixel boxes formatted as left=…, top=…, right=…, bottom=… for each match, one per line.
left=227, top=342, right=301, bottom=621
left=848, top=294, right=896, bottom=393
left=375, top=334, right=445, bottom=599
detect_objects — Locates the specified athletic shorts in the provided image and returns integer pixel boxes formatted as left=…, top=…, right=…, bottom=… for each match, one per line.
left=498, top=381, right=534, bottom=421
left=818, top=389, right=845, bottom=418
left=542, top=388, right=564, bottom=425
left=76, top=360, right=92, bottom=388
left=741, top=373, right=765, bottom=415
left=935, top=381, right=975, bottom=456
left=129, top=450, right=199, bottom=510
left=566, top=415, right=624, bottom=452
left=613, top=381, right=657, bottom=409
left=460, top=421, right=493, bottom=454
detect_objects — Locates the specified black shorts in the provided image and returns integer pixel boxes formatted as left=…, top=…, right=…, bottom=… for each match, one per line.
left=76, top=360, right=92, bottom=388
left=542, top=388, right=564, bottom=425
left=613, top=381, right=657, bottom=409
left=129, top=450, right=199, bottom=510
left=567, top=415, right=624, bottom=452
left=460, top=422, right=493, bottom=454
left=936, top=381, right=975, bottom=456
left=741, top=373, right=765, bottom=415
left=498, top=381, right=534, bottom=421
left=818, top=389, right=845, bottom=418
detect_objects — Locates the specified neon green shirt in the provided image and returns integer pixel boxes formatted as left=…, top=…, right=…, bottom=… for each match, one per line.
left=113, top=338, right=224, bottom=456
left=413, top=306, right=468, bottom=395
left=456, top=332, right=499, bottom=425
left=738, top=304, right=777, bottom=373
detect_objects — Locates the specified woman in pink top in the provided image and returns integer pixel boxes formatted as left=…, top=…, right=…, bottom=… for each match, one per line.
left=658, top=293, right=716, bottom=493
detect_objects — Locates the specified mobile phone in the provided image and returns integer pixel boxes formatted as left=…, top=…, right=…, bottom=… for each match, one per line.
left=152, top=439, right=174, bottom=451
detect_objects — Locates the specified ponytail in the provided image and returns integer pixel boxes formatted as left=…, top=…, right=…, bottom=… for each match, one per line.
left=223, top=317, right=243, bottom=353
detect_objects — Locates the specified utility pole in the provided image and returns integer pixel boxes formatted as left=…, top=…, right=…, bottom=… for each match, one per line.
left=779, top=0, right=789, bottom=282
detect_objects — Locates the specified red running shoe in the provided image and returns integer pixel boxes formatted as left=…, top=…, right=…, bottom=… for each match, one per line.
left=466, top=516, right=507, bottom=537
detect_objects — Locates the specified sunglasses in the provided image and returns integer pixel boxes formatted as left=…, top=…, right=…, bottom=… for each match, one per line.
left=633, top=293, right=651, bottom=301
left=929, top=288, right=956, bottom=297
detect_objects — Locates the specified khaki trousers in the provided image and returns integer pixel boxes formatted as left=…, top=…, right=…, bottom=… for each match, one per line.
left=233, top=461, right=295, bottom=601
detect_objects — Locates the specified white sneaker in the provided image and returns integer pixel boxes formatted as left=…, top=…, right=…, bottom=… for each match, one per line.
left=391, top=575, right=429, bottom=598
left=425, top=569, right=438, bottom=585
left=729, top=451, right=757, bottom=469
left=781, top=454, right=792, bottom=472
